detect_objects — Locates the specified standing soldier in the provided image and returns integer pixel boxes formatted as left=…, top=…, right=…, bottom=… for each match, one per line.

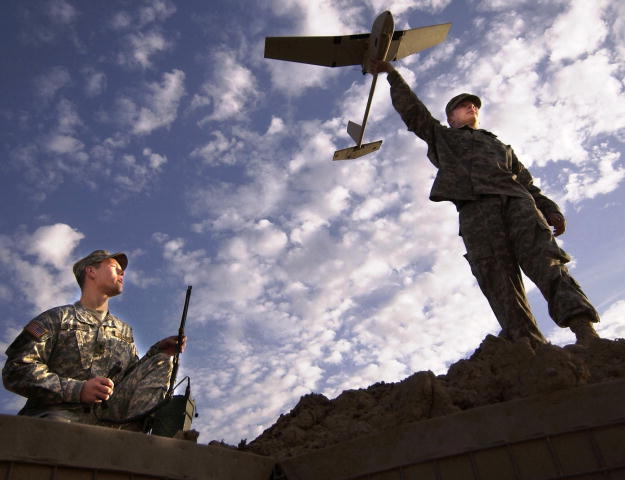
left=3, top=250, right=185, bottom=429
left=371, top=60, right=600, bottom=346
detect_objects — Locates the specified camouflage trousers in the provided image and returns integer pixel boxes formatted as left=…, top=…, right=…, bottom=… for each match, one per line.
left=458, top=195, right=599, bottom=344
left=27, top=353, right=173, bottom=428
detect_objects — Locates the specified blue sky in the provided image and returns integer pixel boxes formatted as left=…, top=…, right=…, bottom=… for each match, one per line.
left=1, top=0, right=624, bottom=444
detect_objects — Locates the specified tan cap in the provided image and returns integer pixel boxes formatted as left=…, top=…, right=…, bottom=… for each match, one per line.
left=73, top=250, right=128, bottom=285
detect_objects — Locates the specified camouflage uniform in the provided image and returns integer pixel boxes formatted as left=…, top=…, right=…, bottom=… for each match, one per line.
left=2, top=302, right=172, bottom=426
left=387, top=70, right=599, bottom=343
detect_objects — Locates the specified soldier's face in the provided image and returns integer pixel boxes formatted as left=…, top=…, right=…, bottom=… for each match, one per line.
left=449, top=100, right=479, bottom=129
left=90, top=258, right=125, bottom=297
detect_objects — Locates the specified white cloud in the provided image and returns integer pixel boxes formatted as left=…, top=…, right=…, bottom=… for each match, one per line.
left=121, top=31, right=171, bottom=69
left=47, top=0, right=78, bottom=25
left=268, top=0, right=363, bottom=36
left=110, top=11, right=132, bottom=30
left=42, top=98, right=86, bottom=157
left=546, top=0, right=608, bottom=62
left=115, top=148, right=168, bottom=194
left=34, top=66, right=71, bottom=99
left=192, top=51, right=258, bottom=122
left=26, top=224, right=84, bottom=270
left=138, top=0, right=176, bottom=26
left=129, top=69, right=185, bottom=134
left=266, top=116, right=285, bottom=135
left=367, top=0, right=452, bottom=16
left=564, top=147, right=625, bottom=203
left=56, top=98, right=82, bottom=134
left=84, top=69, right=107, bottom=96
left=0, top=225, right=83, bottom=314
left=597, top=300, right=625, bottom=340
left=190, top=131, right=243, bottom=166
left=45, top=134, right=84, bottom=155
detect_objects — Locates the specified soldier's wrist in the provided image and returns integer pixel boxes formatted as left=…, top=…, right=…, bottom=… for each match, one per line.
left=65, top=379, right=86, bottom=403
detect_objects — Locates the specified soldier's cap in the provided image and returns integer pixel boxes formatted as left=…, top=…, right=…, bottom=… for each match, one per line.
left=73, top=250, right=128, bottom=283
left=445, top=93, right=482, bottom=117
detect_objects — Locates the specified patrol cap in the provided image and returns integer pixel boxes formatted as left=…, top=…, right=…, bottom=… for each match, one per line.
left=445, top=93, right=482, bottom=117
left=73, top=250, right=128, bottom=286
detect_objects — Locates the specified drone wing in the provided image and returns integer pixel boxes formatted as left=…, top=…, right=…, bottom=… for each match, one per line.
left=386, top=23, right=452, bottom=61
left=264, top=34, right=369, bottom=67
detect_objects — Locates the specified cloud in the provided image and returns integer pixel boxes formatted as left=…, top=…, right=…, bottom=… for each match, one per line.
left=563, top=146, right=625, bottom=203
left=120, top=69, right=185, bottom=134
left=26, top=224, right=84, bottom=270
left=545, top=0, right=608, bottom=62
left=367, top=0, right=452, bottom=16
left=110, top=10, right=133, bottom=30
left=597, top=300, right=625, bottom=340
left=83, top=69, right=107, bottom=96
left=191, top=51, right=259, bottom=123
left=190, top=131, right=244, bottom=166
left=114, top=148, right=168, bottom=193
left=34, top=66, right=71, bottom=99
left=47, top=0, right=78, bottom=25
left=110, top=0, right=176, bottom=31
left=41, top=98, right=87, bottom=159
left=119, top=31, right=171, bottom=69
left=138, top=0, right=176, bottom=26
left=0, top=224, right=83, bottom=314
left=45, top=134, right=84, bottom=155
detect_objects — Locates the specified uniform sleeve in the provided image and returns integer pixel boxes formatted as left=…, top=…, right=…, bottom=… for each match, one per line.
left=387, top=70, right=442, bottom=149
left=513, top=152, right=562, bottom=217
left=2, top=311, right=85, bottom=405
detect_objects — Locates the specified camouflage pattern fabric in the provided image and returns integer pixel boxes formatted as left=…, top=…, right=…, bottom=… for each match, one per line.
left=459, top=196, right=599, bottom=343
left=2, top=303, right=171, bottom=426
left=385, top=70, right=600, bottom=341
left=387, top=70, right=561, bottom=217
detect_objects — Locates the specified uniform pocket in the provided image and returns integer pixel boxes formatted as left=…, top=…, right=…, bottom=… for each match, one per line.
left=74, top=329, right=96, bottom=370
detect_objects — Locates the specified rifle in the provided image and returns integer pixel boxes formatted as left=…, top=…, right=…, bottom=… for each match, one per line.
left=167, top=285, right=192, bottom=399
left=150, top=285, right=197, bottom=437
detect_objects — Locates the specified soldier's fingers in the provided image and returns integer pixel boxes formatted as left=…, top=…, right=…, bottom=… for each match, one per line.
left=100, top=377, right=114, bottom=388
left=96, top=383, right=113, bottom=395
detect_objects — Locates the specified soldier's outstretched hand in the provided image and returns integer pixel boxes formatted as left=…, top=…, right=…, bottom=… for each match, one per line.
left=547, top=212, right=566, bottom=236
left=158, top=335, right=187, bottom=356
left=370, top=59, right=395, bottom=75
left=80, top=376, right=114, bottom=403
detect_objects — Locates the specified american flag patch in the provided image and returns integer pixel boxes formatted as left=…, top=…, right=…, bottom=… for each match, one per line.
left=24, top=320, right=48, bottom=340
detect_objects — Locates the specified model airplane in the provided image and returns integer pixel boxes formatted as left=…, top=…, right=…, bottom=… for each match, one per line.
left=265, top=11, right=451, bottom=160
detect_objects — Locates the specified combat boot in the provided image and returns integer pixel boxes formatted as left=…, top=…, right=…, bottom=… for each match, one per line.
left=568, top=314, right=600, bottom=346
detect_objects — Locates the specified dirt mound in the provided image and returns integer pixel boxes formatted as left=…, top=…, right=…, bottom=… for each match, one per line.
left=244, top=335, right=625, bottom=459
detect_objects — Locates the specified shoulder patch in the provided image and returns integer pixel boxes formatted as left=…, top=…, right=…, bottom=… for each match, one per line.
left=24, top=320, right=49, bottom=340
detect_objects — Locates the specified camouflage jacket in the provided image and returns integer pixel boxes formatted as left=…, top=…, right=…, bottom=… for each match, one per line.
left=387, top=70, right=561, bottom=216
left=2, top=302, right=159, bottom=412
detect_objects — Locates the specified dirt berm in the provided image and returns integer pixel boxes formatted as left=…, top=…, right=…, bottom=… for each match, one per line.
left=242, top=335, right=625, bottom=460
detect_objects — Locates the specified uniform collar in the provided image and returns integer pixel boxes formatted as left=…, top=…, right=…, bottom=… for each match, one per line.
left=459, top=125, right=497, bottom=137
left=73, top=301, right=111, bottom=326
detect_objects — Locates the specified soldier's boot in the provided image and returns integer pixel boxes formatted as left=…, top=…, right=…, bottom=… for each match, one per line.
left=568, top=314, right=600, bottom=346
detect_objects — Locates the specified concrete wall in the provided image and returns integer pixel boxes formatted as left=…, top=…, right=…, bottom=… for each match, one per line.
left=2, top=379, right=625, bottom=479
left=0, top=414, right=275, bottom=480
left=278, top=378, right=625, bottom=480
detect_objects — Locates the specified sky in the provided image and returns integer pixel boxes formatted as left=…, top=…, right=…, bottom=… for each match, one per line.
left=1, top=0, right=624, bottom=445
